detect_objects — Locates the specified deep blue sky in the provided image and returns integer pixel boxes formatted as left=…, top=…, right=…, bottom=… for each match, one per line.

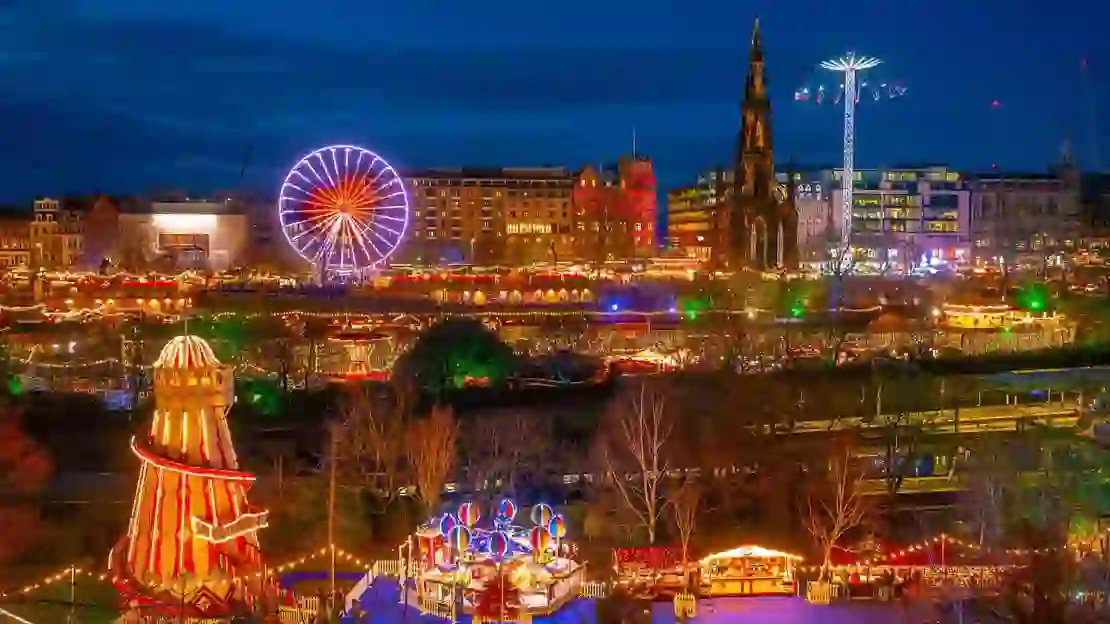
left=0, top=0, right=1105, bottom=203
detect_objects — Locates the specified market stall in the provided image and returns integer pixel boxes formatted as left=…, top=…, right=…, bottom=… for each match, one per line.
left=699, top=545, right=801, bottom=596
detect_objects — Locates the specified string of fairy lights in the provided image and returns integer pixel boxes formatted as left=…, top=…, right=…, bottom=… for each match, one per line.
left=3, top=297, right=889, bottom=326
left=9, top=530, right=1110, bottom=602
left=798, top=530, right=1110, bottom=572
left=0, top=544, right=369, bottom=601
left=13, top=304, right=840, bottom=375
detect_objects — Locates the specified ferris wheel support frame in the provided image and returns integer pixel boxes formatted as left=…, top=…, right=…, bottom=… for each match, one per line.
left=820, top=53, right=881, bottom=248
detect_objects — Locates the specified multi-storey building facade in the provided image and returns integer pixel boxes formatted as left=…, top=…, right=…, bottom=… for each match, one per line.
left=969, top=165, right=1081, bottom=267
left=80, top=195, right=121, bottom=271
left=665, top=168, right=730, bottom=261
left=622, top=158, right=658, bottom=252
left=404, top=168, right=576, bottom=265
left=668, top=165, right=827, bottom=264
left=220, top=192, right=305, bottom=272
left=829, top=166, right=971, bottom=271
left=666, top=183, right=715, bottom=260
left=781, top=171, right=831, bottom=262
left=575, top=157, right=658, bottom=262
left=30, top=198, right=84, bottom=269
left=117, top=199, right=248, bottom=271
left=0, top=214, right=32, bottom=268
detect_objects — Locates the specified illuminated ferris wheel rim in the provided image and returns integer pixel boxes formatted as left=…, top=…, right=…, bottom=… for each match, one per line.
left=278, top=144, right=411, bottom=272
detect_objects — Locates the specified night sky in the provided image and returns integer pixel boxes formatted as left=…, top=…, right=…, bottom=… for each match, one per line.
left=0, top=0, right=1104, bottom=203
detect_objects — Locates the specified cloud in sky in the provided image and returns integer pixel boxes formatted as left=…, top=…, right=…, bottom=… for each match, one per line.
left=0, top=0, right=1098, bottom=200
left=0, top=8, right=775, bottom=194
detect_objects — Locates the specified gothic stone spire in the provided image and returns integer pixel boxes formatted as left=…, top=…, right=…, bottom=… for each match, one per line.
left=727, top=18, right=797, bottom=270
left=746, top=18, right=766, bottom=102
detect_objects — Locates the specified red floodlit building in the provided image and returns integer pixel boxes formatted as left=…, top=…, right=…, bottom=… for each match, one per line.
left=573, top=157, right=657, bottom=260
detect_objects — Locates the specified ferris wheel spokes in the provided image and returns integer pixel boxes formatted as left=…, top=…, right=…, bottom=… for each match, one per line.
left=278, top=144, right=411, bottom=274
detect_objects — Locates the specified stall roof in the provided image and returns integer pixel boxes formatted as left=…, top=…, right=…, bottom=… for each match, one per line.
left=700, top=545, right=802, bottom=563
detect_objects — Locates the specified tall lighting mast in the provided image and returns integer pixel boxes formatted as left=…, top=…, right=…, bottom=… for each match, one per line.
left=821, top=52, right=881, bottom=246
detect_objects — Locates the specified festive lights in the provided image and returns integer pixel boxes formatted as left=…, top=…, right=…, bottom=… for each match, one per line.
left=6, top=532, right=1105, bottom=605
left=130, top=438, right=257, bottom=482
left=191, top=512, right=270, bottom=544
left=801, top=531, right=1110, bottom=572
left=0, top=545, right=373, bottom=603
left=700, top=545, right=803, bottom=563
left=0, top=566, right=108, bottom=599
left=279, top=144, right=410, bottom=273
left=111, top=333, right=267, bottom=619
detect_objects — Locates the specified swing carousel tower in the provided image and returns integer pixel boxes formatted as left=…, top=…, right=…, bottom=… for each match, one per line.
left=110, top=335, right=269, bottom=619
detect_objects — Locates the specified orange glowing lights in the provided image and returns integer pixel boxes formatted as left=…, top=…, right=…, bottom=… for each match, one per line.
left=307, top=174, right=378, bottom=217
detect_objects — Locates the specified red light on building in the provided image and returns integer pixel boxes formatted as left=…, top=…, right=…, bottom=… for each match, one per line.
left=623, top=158, right=657, bottom=251
left=573, top=157, right=657, bottom=259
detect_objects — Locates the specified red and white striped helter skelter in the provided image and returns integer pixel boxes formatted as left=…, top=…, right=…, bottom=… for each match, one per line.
left=110, top=335, right=268, bottom=619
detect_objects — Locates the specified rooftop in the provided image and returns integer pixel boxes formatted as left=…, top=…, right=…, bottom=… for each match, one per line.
left=155, top=335, right=221, bottom=370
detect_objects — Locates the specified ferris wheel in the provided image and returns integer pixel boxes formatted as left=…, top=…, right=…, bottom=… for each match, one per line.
left=278, top=144, right=410, bottom=273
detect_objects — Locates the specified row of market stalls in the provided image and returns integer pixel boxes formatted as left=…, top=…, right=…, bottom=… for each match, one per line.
left=609, top=535, right=1027, bottom=601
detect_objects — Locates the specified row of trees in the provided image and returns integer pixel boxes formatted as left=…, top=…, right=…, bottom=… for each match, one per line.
left=309, top=359, right=1110, bottom=590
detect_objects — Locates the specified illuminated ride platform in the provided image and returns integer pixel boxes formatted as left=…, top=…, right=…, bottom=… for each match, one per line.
left=396, top=500, right=585, bottom=621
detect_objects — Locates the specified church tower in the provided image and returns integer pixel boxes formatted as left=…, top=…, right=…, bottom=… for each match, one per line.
left=724, top=19, right=797, bottom=269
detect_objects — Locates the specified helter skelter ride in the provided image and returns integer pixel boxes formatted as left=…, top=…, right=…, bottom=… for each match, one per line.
left=109, top=335, right=269, bottom=619
left=408, top=500, right=584, bottom=619
left=279, top=144, right=410, bottom=278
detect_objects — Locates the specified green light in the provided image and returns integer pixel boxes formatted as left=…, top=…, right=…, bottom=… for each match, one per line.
left=1016, top=282, right=1047, bottom=313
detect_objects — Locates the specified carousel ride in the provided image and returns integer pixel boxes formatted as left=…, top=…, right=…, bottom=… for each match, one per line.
left=410, top=500, right=584, bottom=620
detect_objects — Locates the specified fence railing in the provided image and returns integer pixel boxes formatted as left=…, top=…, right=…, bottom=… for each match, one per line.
left=373, top=559, right=401, bottom=578
left=580, top=581, right=609, bottom=599
left=341, top=558, right=613, bottom=617
left=417, top=598, right=456, bottom=620
left=277, top=595, right=321, bottom=623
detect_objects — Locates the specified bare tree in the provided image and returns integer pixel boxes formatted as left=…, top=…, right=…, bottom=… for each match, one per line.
left=668, top=477, right=702, bottom=567
left=405, top=404, right=459, bottom=515
left=958, top=437, right=1010, bottom=548
left=602, top=382, right=673, bottom=544
left=722, top=317, right=759, bottom=374
left=339, top=383, right=412, bottom=504
left=804, top=441, right=870, bottom=581
left=249, top=315, right=298, bottom=394
left=812, top=234, right=870, bottom=365
left=460, top=409, right=552, bottom=503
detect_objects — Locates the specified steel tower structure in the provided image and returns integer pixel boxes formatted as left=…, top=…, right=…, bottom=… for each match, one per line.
left=821, top=53, right=881, bottom=244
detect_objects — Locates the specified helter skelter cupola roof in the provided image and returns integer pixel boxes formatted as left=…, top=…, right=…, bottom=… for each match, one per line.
left=155, top=335, right=221, bottom=370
